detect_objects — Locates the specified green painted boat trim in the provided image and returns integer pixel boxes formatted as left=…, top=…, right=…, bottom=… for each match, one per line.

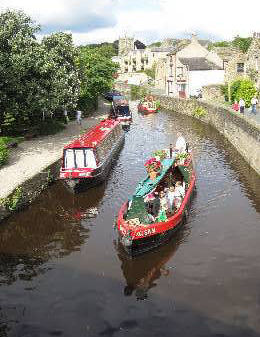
left=134, top=158, right=176, bottom=197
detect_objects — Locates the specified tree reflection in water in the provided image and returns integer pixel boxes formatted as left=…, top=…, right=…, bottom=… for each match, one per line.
left=0, top=182, right=105, bottom=286
left=115, top=225, right=191, bottom=300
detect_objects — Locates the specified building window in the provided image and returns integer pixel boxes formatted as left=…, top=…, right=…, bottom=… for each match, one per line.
left=223, top=60, right=228, bottom=70
left=237, top=63, right=244, bottom=73
left=170, top=65, right=173, bottom=77
left=177, top=67, right=184, bottom=76
left=178, top=83, right=186, bottom=92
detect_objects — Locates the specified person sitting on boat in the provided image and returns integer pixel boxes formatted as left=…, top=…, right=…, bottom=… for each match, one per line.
left=172, top=181, right=185, bottom=210
left=166, top=185, right=175, bottom=213
left=144, top=192, right=160, bottom=219
left=159, top=191, right=168, bottom=212
left=175, top=181, right=185, bottom=198
left=175, top=132, right=187, bottom=153
left=155, top=191, right=168, bottom=222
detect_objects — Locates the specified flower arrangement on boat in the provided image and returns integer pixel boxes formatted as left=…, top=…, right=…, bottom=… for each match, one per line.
left=175, top=152, right=189, bottom=164
left=152, top=149, right=167, bottom=162
left=144, top=158, right=161, bottom=180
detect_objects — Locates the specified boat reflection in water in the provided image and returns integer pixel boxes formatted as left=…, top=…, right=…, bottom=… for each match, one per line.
left=115, top=225, right=190, bottom=300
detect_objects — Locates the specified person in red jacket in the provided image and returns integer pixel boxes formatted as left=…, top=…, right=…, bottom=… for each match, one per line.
left=232, top=100, right=239, bottom=112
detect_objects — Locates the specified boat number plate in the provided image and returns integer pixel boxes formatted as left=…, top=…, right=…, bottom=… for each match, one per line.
left=135, top=227, right=156, bottom=237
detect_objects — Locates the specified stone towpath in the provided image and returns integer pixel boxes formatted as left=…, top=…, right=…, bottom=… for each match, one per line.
left=0, top=99, right=111, bottom=199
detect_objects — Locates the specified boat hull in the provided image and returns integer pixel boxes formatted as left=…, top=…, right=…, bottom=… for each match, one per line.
left=62, top=134, right=125, bottom=193
left=138, top=105, right=158, bottom=115
left=117, top=171, right=196, bottom=255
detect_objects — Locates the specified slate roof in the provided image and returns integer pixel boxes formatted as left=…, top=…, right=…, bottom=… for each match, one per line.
left=150, top=47, right=175, bottom=52
left=198, top=39, right=211, bottom=47
left=179, top=57, right=223, bottom=70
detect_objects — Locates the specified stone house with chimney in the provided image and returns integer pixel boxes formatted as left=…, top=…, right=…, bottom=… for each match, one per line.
left=163, top=34, right=224, bottom=98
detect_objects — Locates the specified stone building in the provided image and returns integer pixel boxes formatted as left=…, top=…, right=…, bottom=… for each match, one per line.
left=116, top=36, right=174, bottom=75
left=163, top=34, right=224, bottom=98
left=214, top=33, right=260, bottom=90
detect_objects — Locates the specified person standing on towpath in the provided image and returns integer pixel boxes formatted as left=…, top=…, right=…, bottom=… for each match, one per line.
left=76, top=110, right=82, bottom=125
left=239, top=98, right=245, bottom=114
left=251, top=96, right=258, bottom=114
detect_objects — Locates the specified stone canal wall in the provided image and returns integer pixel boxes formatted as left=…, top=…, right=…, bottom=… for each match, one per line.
left=0, top=161, right=60, bottom=222
left=0, top=97, right=110, bottom=223
left=155, top=95, right=260, bottom=175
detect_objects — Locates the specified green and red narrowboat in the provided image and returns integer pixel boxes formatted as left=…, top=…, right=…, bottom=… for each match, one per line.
left=117, top=150, right=195, bottom=255
left=137, top=101, right=159, bottom=115
left=137, top=96, right=160, bottom=115
left=59, top=119, right=125, bottom=192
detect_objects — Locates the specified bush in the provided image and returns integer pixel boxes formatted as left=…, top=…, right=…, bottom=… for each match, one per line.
left=130, top=85, right=149, bottom=100
left=0, top=144, right=9, bottom=167
left=192, top=106, right=208, bottom=118
left=235, top=79, right=257, bottom=107
left=0, top=187, right=22, bottom=211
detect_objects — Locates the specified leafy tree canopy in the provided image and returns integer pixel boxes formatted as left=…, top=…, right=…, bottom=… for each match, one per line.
left=77, top=46, right=119, bottom=110
left=231, top=36, right=253, bottom=53
left=0, top=9, right=80, bottom=135
left=149, top=42, right=162, bottom=48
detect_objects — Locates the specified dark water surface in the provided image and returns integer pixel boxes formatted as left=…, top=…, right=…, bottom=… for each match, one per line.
left=1, top=103, right=260, bottom=337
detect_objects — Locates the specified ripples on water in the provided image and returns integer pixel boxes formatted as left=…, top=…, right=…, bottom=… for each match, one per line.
left=0, top=102, right=260, bottom=336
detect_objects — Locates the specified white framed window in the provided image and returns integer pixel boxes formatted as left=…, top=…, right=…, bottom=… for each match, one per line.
left=64, top=149, right=97, bottom=169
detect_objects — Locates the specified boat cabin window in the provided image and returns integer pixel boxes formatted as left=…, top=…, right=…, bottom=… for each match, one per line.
left=117, top=105, right=130, bottom=116
left=64, top=148, right=97, bottom=169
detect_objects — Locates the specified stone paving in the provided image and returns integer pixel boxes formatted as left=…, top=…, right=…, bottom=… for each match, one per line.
left=244, top=107, right=260, bottom=124
left=0, top=99, right=110, bottom=199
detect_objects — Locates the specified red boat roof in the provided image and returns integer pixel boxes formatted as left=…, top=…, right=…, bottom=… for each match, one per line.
left=64, top=119, right=120, bottom=149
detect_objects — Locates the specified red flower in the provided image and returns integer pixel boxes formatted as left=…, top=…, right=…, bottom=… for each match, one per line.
left=144, top=157, right=161, bottom=173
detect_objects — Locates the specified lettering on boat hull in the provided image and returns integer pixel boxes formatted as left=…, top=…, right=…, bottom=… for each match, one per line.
left=135, top=227, right=156, bottom=237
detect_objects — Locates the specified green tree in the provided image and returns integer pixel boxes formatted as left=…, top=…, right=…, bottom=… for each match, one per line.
left=149, top=42, right=162, bottom=47
left=0, top=10, right=80, bottom=135
left=0, top=9, right=40, bottom=133
left=41, top=32, right=80, bottom=115
left=77, top=46, right=119, bottom=110
left=208, top=41, right=230, bottom=50
left=235, top=79, right=257, bottom=107
left=230, top=79, right=243, bottom=102
left=232, top=36, right=252, bottom=53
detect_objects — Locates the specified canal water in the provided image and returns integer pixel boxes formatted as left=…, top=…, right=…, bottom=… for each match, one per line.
left=0, top=103, right=260, bottom=337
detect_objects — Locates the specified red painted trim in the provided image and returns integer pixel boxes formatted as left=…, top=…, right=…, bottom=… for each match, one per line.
left=117, top=171, right=196, bottom=240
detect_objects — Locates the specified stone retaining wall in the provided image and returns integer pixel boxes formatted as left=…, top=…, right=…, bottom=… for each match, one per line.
left=155, top=95, right=260, bottom=175
left=0, top=160, right=60, bottom=223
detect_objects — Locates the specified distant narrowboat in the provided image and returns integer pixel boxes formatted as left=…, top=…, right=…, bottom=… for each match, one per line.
left=110, top=95, right=132, bottom=125
left=59, top=119, right=125, bottom=192
left=117, top=149, right=195, bottom=255
left=111, top=104, right=132, bottom=124
left=137, top=101, right=159, bottom=115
